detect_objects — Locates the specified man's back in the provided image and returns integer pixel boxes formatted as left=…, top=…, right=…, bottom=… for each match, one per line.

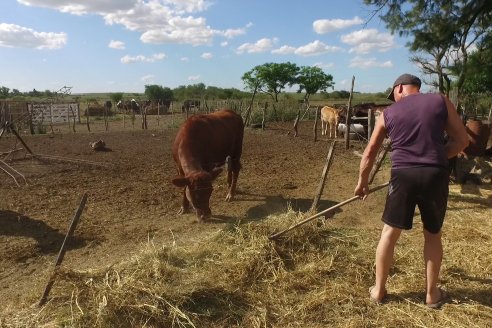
left=384, top=93, right=448, bottom=169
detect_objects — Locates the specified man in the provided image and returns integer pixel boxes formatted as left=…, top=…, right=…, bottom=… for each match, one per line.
left=354, top=73, right=469, bottom=308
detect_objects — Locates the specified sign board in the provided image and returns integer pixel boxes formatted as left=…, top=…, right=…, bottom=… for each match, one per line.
left=28, top=103, right=80, bottom=124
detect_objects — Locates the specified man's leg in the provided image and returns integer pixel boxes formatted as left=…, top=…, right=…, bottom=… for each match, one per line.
left=371, top=224, right=402, bottom=301
left=423, top=229, right=443, bottom=304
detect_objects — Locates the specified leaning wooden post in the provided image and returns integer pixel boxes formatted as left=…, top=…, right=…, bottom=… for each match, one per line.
left=367, top=108, right=375, bottom=140
left=39, top=193, right=88, bottom=306
left=313, top=106, right=319, bottom=142
left=0, top=122, right=7, bottom=138
left=368, top=142, right=390, bottom=185
left=293, top=110, right=300, bottom=137
left=345, top=76, right=355, bottom=150
left=9, top=123, right=35, bottom=155
left=311, top=141, right=336, bottom=211
left=261, top=101, right=267, bottom=130
left=86, top=101, right=91, bottom=132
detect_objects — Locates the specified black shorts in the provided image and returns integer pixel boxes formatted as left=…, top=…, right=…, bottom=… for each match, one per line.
left=382, top=166, right=449, bottom=233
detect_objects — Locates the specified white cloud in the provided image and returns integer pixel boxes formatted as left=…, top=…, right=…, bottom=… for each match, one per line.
left=349, top=56, right=393, bottom=69
left=188, top=75, right=200, bottom=81
left=294, top=40, right=343, bottom=56
left=341, top=29, right=396, bottom=54
left=272, top=41, right=343, bottom=56
left=18, top=0, right=241, bottom=46
left=17, top=0, right=135, bottom=15
left=220, top=41, right=228, bottom=47
left=236, top=38, right=277, bottom=54
left=162, top=0, right=211, bottom=14
left=138, top=16, right=217, bottom=46
left=108, top=39, right=125, bottom=49
left=272, top=45, right=296, bottom=55
left=120, top=53, right=167, bottom=64
left=201, top=52, right=213, bottom=59
left=313, top=62, right=335, bottom=69
left=313, top=16, right=363, bottom=34
left=141, top=74, right=154, bottom=82
left=180, top=56, right=189, bottom=61
left=222, top=27, right=247, bottom=38
left=0, top=23, right=66, bottom=49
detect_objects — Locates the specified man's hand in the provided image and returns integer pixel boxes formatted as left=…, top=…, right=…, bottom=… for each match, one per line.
left=354, top=181, right=369, bottom=200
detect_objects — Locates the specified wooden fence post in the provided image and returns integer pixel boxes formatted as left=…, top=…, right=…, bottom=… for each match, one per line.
left=345, top=76, right=355, bottom=150
left=311, top=141, right=336, bottom=211
left=368, top=142, right=390, bottom=184
left=39, top=193, right=88, bottom=306
left=367, top=108, right=375, bottom=140
left=293, top=110, right=300, bottom=137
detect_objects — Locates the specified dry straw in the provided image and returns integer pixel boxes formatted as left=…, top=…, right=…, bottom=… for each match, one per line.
left=2, top=185, right=491, bottom=327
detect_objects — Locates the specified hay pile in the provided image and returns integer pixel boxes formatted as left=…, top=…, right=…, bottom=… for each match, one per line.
left=2, top=188, right=491, bottom=327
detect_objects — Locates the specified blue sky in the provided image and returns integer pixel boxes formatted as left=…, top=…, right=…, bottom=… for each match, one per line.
left=0, top=0, right=423, bottom=94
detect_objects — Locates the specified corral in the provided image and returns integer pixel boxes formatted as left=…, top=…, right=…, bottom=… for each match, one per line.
left=0, top=113, right=491, bottom=327
left=0, top=115, right=365, bottom=306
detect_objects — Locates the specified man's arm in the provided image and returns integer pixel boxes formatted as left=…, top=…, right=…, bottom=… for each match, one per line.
left=355, top=114, right=387, bottom=199
left=443, top=97, right=469, bottom=158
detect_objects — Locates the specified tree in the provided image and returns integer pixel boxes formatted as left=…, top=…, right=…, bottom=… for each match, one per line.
left=453, top=31, right=492, bottom=95
left=296, top=66, right=334, bottom=106
left=110, top=92, right=124, bottom=105
left=242, top=62, right=299, bottom=102
left=0, top=86, right=9, bottom=98
left=451, top=31, right=492, bottom=115
left=144, top=85, right=173, bottom=102
left=364, top=0, right=492, bottom=105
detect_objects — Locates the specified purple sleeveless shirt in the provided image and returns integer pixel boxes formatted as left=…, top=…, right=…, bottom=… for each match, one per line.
left=383, top=93, right=448, bottom=169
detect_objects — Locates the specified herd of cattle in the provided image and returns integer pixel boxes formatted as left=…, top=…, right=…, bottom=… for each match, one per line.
left=320, top=103, right=387, bottom=139
left=101, top=99, right=200, bottom=114
left=170, top=104, right=385, bottom=222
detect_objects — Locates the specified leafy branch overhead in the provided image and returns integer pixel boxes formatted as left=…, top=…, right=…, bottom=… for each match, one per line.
left=364, top=0, right=492, bottom=108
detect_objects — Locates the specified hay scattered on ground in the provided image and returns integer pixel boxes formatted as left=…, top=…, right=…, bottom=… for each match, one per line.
left=2, top=187, right=491, bottom=328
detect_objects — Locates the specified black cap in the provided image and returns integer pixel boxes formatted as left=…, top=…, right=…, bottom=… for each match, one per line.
left=387, top=73, right=421, bottom=101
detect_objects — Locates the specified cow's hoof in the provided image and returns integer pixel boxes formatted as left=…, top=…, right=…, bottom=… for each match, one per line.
left=225, top=194, right=233, bottom=202
left=177, top=207, right=189, bottom=215
left=198, top=215, right=210, bottom=223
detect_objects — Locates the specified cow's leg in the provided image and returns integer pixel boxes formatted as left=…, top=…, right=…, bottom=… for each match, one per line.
left=321, top=121, right=326, bottom=135
left=226, top=156, right=233, bottom=187
left=225, top=160, right=240, bottom=201
left=177, top=187, right=190, bottom=214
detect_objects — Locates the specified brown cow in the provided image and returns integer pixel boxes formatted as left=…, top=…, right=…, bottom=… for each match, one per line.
left=171, top=109, right=244, bottom=222
left=320, top=106, right=340, bottom=138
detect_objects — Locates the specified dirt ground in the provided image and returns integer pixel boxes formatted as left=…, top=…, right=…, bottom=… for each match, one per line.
left=1, top=115, right=380, bottom=312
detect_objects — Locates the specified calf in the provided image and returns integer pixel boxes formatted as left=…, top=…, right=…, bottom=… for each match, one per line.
left=171, top=109, right=244, bottom=222
left=320, top=106, right=340, bottom=138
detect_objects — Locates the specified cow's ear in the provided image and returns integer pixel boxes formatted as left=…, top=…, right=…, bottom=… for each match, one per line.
left=172, top=177, right=189, bottom=187
left=210, top=167, right=223, bottom=179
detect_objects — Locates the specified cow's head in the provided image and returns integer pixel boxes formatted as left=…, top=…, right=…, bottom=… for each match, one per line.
left=172, top=168, right=222, bottom=221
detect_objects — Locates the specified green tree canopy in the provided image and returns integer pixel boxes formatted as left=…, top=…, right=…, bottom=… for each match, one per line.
left=364, top=0, right=492, bottom=105
left=242, top=62, right=299, bottom=102
left=0, top=86, right=9, bottom=99
left=296, top=66, right=334, bottom=105
left=144, top=85, right=174, bottom=102
left=110, top=92, right=124, bottom=104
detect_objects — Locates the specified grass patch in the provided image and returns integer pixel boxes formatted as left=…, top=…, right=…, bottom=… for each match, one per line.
left=2, top=188, right=491, bottom=327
